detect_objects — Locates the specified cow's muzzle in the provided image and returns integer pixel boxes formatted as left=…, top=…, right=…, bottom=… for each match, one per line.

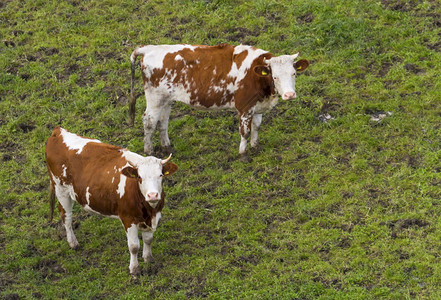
left=146, top=192, right=160, bottom=207
left=282, top=92, right=296, bottom=100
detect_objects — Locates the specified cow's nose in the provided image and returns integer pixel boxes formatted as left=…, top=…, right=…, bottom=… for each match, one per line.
left=147, top=192, right=159, bottom=200
left=283, top=92, right=296, bottom=100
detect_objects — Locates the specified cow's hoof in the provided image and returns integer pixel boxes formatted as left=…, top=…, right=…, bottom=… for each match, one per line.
left=143, top=255, right=154, bottom=263
left=250, top=145, right=261, bottom=154
left=130, top=274, right=140, bottom=283
left=240, top=154, right=252, bottom=163
left=129, top=267, right=140, bottom=280
left=71, top=243, right=81, bottom=250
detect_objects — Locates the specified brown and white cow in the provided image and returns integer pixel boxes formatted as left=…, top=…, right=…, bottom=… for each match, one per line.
left=129, top=43, right=309, bottom=161
left=46, top=127, right=178, bottom=277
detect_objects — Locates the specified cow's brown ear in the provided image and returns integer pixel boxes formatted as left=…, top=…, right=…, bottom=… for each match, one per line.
left=254, top=65, right=271, bottom=77
left=294, top=59, right=309, bottom=72
left=162, top=162, right=178, bottom=177
left=122, top=166, right=139, bottom=179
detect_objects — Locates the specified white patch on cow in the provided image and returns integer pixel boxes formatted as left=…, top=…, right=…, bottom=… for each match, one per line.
left=85, top=187, right=91, bottom=205
left=254, top=95, right=279, bottom=114
left=112, top=177, right=115, bottom=183
left=118, top=162, right=132, bottom=173
left=51, top=172, right=74, bottom=200
left=151, top=212, right=162, bottom=231
left=62, top=164, right=67, bottom=178
left=175, top=54, right=183, bottom=61
left=138, top=44, right=196, bottom=76
left=117, top=174, right=127, bottom=198
left=60, top=128, right=101, bottom=154
left=121, top=150, right=144, bottom=166
left=83, top=204, right=101, bottom=215
left=169, top=83, right=193, bottom=105
left=226, top=82, right=236, bottom=94
left=83, top=204, right=119, bottom=218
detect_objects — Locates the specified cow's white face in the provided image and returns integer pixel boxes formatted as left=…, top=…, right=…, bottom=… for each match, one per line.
left=122, top=155, right=178, bottom=208
left=257, top=54, right=309, bottom=100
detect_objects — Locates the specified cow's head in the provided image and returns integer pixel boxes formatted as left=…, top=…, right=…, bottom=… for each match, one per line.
left=254, top=53, right=309, bottom=100
left=122, top=154, right=178, bottom=208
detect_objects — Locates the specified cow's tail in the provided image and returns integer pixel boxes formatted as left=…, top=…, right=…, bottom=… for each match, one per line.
left=49, top=180, right=55, bottom=222
left=129, top=48, right=141, bottom=127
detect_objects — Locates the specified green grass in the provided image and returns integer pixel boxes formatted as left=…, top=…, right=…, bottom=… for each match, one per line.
left=2, top=0, right=441, bottom=298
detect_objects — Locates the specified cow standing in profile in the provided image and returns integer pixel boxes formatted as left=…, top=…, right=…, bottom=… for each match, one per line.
left=129, top=44, right=309, bottom=162
left=46, top=127, right=178, bottom=277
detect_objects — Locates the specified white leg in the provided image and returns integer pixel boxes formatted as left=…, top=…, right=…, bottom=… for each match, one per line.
left=142, top=232, right=154, bottom=263
left=238, top=113, right=253, bottom=155
left=158, top=104, right=172, bottom=150
left=143, top=91, right=166, bottom=155
left=63, top=207, right=79, bottom=249
left=250, top=114, right=262, bottom=148
left=143, top=109, right=161, bottom=155
left=126, top=224, right=140, bottom=275
left=55, top=184, right=79, bottom=249
left=239, top=136, right=248, bottom=155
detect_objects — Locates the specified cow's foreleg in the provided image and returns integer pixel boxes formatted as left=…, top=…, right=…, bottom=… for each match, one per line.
left=126, top=224, right=140, bottom=276
left=250, top=113, right=262, bottom=149
left=142, top=232, right=154, bottom=263
left=239, top=112, right=253, bottom=162
left=158, top=104, right=174, bottom=154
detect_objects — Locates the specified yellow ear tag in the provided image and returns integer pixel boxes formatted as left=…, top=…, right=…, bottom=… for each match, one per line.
left=164, top=171, right=169, bottom=175
left=261, top=70, right=268, bottom=76
left=297, top=66, right=302, bottom=70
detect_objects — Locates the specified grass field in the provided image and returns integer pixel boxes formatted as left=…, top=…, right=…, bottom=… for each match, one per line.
left=2, top=0, right=441, bottom=298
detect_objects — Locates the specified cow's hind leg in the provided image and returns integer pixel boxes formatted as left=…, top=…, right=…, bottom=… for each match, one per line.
left=158, top=104, right=174, bottom=155
left=143, top=107, right=162, bottom=155
left=56, top=190, right=79, bottom=249
left=126, top=224, right=140, bottom=277
left=142, top=232, right=154, bottom=263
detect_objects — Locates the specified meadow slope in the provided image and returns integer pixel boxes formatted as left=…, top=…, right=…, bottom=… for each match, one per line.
left=1, top=0, right=441, bottom=298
